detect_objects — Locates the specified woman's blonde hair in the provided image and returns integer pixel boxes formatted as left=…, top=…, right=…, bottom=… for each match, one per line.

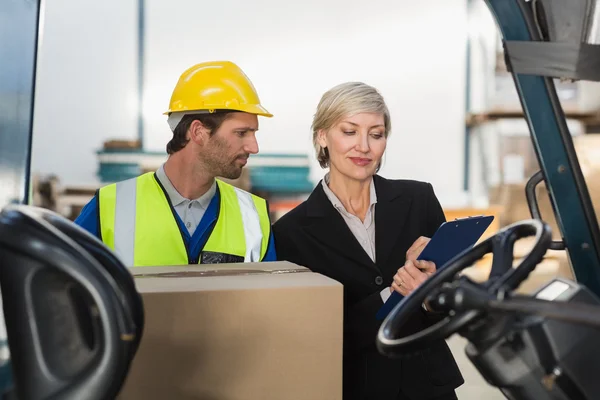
left=311, top=82, right=391, bottom=168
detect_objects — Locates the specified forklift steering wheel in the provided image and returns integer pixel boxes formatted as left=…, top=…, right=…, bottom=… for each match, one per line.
left=377, top=219, right=552, bottom=356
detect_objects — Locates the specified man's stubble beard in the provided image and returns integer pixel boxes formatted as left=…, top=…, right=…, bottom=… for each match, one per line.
left=202, top=139, right=243, bottom=180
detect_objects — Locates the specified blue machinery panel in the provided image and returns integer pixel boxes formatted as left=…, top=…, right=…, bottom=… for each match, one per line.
left=483, top=0, right=600, bottom=296
left=0, top=0, right=41, bottom=208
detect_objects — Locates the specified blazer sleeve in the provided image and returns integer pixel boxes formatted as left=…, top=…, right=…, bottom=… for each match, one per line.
left=346, top=291, right=391, bottom=350
left=426, top=183, right=446, bottom=236
left=272, top=222, right=302, bottom=264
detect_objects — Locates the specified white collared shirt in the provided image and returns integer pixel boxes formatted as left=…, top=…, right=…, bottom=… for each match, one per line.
left=321, top=173, right=377, bottom=262
left=321, top=173, right=392, bottom=302
left=155, top=164, right=217, bottom=235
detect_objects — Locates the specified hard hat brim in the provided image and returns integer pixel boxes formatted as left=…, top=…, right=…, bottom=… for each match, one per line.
left=240, top=104, right=273, bottom=118
left=163, top=104, right=273, bottom=118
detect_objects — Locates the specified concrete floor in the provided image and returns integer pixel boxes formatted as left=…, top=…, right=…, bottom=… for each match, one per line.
left=448, top=335, right=506, bottom=400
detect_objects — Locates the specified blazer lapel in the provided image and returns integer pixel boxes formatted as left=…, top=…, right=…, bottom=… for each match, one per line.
left=374, top=175, right=412, bottom=265
left=303, top=183, right=379, bottom=271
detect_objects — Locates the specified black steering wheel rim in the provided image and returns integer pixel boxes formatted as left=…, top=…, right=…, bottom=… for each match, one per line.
left=377, top=219, right=552, bottom=356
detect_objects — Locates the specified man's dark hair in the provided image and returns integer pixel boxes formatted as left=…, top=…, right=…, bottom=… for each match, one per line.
left=166, top=111, right=233, bottom=154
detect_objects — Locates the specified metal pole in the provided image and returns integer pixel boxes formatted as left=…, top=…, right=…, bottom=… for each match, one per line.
left=463, top=0, right=472, bottom=192
left=137, top=0, right=145, bottom=148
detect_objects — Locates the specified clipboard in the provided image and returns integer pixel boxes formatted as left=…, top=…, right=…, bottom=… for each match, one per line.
left=375, top=215, right=494, bottom=320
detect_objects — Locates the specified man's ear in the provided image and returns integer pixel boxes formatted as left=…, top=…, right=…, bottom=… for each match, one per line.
left=188, top=120, right=210, bottom=146
left=317, top=129, right=328, bottom=149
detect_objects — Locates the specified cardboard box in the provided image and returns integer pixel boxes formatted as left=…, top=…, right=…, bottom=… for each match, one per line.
left=498, top=135, right=538, bottom=184
left=575, top=135, right=600, bottom=176
left=489, top=182, right=564, bottom=241
left=489, top=134, right=600, bottom=236
left=489, top=172, right=600, bottom=242
left=462, top=251, right=574, bottom=295
left=491, top=71, right=600, bottom=113
left=119, top=262, right=343, bottom=400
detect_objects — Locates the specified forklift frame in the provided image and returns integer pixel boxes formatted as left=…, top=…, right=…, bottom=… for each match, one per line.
left=483, top=0, right=600, bottom=297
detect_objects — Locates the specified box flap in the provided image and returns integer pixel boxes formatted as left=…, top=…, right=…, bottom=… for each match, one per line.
left=131, top=261, right=341, bottom=294
left=131, top=260, right=310, bottom=278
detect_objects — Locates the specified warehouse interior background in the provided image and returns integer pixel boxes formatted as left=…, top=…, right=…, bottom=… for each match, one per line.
left=28, top=0, right=600, bottom=223
left=30, top=0, right=473, bottom=214
left=4, top=0, right=600, bottom=398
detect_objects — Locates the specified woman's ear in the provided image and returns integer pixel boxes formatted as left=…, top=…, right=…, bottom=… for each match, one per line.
left=317, top=129, right=328, bottom=149
left=188, top=120, right=209, bottom=146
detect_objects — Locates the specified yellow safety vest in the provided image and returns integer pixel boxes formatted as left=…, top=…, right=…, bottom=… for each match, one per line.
left=97, top=172, right=271, bottom=267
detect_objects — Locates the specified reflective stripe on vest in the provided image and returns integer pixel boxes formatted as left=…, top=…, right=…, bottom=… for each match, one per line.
left=98, top=172, right=270, bottom=267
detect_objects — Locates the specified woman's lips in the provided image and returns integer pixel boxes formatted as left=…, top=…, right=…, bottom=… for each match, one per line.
left=349, top=157, right=372, bottom=166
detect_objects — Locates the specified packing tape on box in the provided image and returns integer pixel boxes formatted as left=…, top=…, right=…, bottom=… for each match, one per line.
left=135, top=268, right=311, bottom=278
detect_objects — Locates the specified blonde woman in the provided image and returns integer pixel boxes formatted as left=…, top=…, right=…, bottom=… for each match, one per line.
left=273, top=82, right=463, bottom=400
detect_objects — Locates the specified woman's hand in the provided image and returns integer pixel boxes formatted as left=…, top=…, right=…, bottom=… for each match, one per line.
left=389, top=235, right=437, bottom=296
left=391, top=259, right=436, bottom=296
left=406, top=236, right=430, bottom=261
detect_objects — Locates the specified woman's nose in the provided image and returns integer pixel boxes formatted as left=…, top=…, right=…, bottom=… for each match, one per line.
left=355, top=134, right=369, bottom=152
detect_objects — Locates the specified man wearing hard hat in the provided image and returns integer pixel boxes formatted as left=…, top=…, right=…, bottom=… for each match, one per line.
left=74, top=61, right=276, bottom=267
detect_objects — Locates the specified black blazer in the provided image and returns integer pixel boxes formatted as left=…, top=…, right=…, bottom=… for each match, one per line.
left=273, top=175, right=464, bottom=400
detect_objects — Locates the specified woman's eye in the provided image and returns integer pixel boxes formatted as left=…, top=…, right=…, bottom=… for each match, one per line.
left=371, top=133, right=383, bottom=139
left=343, top=131, right=355, bottom=135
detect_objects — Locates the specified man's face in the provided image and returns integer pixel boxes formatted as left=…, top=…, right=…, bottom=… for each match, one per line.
left=203, top=112, right=260, bottom=179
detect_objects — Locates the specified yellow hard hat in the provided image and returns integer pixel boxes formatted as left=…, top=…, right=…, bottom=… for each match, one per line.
left=164, top=61, right=272, bottom=117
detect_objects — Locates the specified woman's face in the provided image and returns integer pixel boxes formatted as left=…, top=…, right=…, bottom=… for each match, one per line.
left=318, top=112, right=387, bottom=182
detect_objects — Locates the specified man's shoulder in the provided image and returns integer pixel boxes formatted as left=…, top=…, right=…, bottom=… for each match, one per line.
left=215, top=179, right=255, bottom=197
left=98, top=173, right=149, bottom=193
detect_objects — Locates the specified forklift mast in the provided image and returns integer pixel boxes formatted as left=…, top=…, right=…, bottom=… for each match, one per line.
left=483, top=0, right=600, bottom=297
